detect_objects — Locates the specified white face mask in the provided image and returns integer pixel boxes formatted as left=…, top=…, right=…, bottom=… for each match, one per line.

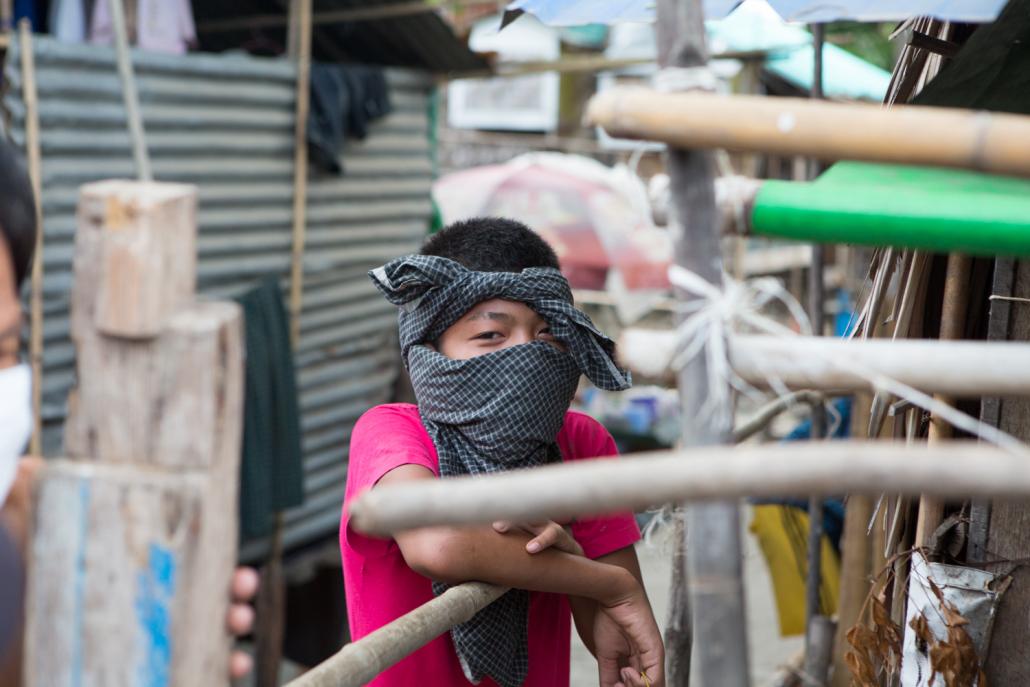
left=0, top=363, right=31, bottom=504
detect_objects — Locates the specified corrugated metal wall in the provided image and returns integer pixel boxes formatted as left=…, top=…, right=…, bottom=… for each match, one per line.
left=2, top=37, right=432, bottom=555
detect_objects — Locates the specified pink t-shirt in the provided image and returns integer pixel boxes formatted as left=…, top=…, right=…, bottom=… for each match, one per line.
left=341, top=403, right=641, bottom=687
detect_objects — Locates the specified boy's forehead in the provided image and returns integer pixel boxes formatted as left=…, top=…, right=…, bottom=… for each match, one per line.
left=461, top=298, right=544, bottom=321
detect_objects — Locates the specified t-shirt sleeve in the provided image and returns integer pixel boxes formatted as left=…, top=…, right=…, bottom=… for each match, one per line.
left=342, top=405, right=437, bottom=557
left=565, top=412, right=643, bottom=560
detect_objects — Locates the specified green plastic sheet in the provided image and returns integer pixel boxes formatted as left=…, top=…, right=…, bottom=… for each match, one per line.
left=751, top=162, right=1030, bottom=257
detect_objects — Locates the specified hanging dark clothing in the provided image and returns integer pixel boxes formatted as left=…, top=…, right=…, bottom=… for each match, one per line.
left=307, top=63, right=392, bottom=174
left=236, top=278, right=305, bottom=540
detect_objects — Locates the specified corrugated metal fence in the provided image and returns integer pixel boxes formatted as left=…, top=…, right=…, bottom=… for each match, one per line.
left=2, top=36, right=432, bottom=555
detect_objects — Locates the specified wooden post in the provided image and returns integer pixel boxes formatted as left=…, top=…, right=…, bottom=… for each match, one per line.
left=23, top=181, right=244, bottom=686
left=803, top=23, right=831, bottom=687
left=18, top=20, right=43, bottom=455
left=914, top=252, right=972, bottom=547
left=654, top=0, right=749, bottom=685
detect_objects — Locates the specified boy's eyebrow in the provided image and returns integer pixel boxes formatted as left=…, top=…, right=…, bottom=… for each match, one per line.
left=465, top=311, right=514, bottom=323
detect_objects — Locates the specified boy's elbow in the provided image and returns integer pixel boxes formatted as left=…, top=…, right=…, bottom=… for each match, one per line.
left=398, top=529, right=470, bottom=584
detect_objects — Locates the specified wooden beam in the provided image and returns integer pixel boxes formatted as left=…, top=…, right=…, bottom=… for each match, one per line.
left=619, top=331, right=1030, bottom=398
left=284, top=583, right=506, bottom=687
left=349, top=442, right=1029, bottom=536
left=19, top=20, right=43, bottom=455
left=197, top=1, right=434, bottom=34
left=586, top=87, right=1030, bottom=178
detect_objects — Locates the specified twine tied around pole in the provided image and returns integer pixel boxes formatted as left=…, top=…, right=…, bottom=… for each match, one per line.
left=666, top=265, right=1030, bottom=456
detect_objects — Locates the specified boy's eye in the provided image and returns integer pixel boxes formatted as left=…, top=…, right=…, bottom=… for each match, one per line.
left=538, top=328, right=555, bottom=339
left=473, top=331, right=503, bottom=341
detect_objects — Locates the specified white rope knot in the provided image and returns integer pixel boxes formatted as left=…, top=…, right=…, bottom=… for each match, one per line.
left=653, top=66, right=719, bottom=93
left=666, top=265, right=1030, bottom=455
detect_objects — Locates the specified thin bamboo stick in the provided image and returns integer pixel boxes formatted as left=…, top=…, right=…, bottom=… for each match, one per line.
left=619, top=331, right=1030, bottom=398
left=914, top=252, right=972, bottom=546
left=19, top=20, right=43, bottom=455
left=285, top=583, right=506, bottom=687
left=586, top=88, right=1030, bottom=178
left=349, top=442, right=1027, bottom=537
left=108, top=0, right=151, bottom=181
left=287, top=0, right=312, bottom=348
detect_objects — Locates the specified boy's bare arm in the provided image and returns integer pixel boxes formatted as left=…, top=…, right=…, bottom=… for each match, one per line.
left=376, top=465, right=637, bottom=604
left=570, top=546, right=647, bottom=656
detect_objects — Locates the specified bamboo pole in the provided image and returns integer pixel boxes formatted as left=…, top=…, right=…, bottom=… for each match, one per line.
left=255, top=3, right=312, bottom=683
left=655, top=1, right=748, bottom=684
left=19, top=20, right=43, bottom=455
left=586, top=88, right=1030, bottom=178
left=107, top=0, right=151, bottom=182
left=618, top=332, right=1030, bottom=398
left=287, top=0, right=312, bottom=348
left=285, top=583, right=506, bottom=687
left=914, top=253, right=972, bottom=547
left=349, top=443, right=1029, bottom=536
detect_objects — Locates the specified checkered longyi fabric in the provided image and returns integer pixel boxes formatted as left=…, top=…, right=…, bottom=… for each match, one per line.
left=369, top=255, right=631, bottom=687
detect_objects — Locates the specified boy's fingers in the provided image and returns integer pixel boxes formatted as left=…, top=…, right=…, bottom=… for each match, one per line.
left=229, top=651, right=253, bottom=679
left=492, top=521, right=511, bottom=533
left=598, top=655, right=623, bottom=687
left=226, top=603, right=255, bottom=635
left=231, top=567, right=260, bottom=601
left=526, top=524, right=561, bottom=553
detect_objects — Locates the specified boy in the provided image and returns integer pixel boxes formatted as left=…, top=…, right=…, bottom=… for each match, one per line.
left=341, top=218, right=664, bottom=687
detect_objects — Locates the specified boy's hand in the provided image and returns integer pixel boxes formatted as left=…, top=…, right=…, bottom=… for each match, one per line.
left=594, top=578, right=664, bottom=687
left=492, top=520, right=583, bottom=556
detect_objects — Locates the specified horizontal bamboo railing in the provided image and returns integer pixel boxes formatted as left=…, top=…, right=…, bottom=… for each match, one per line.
left=586, top=87, right=1030, bottom=178
left=349, top=442, right=1027, bottom=537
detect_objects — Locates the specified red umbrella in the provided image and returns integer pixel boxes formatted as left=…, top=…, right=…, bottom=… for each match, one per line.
left=433, top=154, right=671, bottom=291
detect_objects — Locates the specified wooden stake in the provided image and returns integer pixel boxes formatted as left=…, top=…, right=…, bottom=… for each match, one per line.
left=586, top=88, right=1030, bottom=178
left=19, top=20, right=43, bottom=455
left=655, top=0, right=749, bottom=684
left=349, top=442, right=1030, bottom=536
left=914, top=252, right=972, bottom=547
left=24, top=181, right=244, bottom=686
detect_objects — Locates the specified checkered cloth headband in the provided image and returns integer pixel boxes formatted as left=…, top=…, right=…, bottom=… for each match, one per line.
left=369, top=254, right=631, bottom=391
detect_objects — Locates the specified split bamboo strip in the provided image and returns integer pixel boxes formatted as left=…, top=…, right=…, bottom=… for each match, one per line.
left=586, top=88, right=1030, bottom=178
left=619, top=331, right=1030, bottom=398
left=285, top=583, right=506, bottom=687
left=19, top=20, right=43, bottom=455
left=349, top=442, right=1027, bottom=537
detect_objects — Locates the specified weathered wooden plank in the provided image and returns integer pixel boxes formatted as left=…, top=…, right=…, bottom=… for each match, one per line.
left=76, top=180, right=196, bottom=339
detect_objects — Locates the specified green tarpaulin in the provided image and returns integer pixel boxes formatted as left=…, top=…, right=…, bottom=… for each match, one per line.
left=751, top=162, right=1030, bottom=257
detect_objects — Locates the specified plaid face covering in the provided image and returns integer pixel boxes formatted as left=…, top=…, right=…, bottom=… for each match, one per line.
left=370, top=254, right=630, bottom=687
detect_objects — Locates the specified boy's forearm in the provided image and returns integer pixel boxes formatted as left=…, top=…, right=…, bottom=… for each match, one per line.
left=403, top=526, right=636, bottom=604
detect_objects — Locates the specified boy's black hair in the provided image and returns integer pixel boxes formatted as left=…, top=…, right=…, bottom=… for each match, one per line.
left=421, top=217, right=560, bottom=272
left=0, top=140, right=37, bottom=291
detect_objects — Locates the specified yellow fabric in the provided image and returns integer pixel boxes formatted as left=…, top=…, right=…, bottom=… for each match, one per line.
left=749, top=504, right=841, bottom=637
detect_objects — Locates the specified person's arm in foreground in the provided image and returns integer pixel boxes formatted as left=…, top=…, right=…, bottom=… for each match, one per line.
left=377, top=465, right=663, bottom=687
